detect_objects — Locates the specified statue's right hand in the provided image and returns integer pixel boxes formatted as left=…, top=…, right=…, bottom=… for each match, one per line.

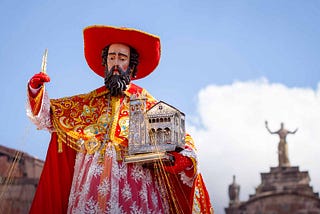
left=29, top=72, right=50, bottom=89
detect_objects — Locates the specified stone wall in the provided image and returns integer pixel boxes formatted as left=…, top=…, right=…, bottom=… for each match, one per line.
left=0, top=145, right=44, bottom=214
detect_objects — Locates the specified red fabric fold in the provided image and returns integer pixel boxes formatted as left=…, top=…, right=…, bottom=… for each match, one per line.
left=29, top=133, right=76, bottom=214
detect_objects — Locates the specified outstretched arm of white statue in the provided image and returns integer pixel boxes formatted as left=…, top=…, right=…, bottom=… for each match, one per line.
left=289, top=128, right=298, bottom=134
left=265, top=121, right=277, bottom=134
left=26, top=74, right=53, bottom=132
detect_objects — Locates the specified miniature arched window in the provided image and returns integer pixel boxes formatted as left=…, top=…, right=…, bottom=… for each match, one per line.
left=149, top=128, right=156, bottom=145
left=175, top=113, right=179, bottom=125
left=181, top=118, right=185, bottom=132
left=156, top=128, right=163, bottom=144
left=174, top=131, right=178, bottom=142
left=164, top=127, right=171, bottom=143
left=135, top=104, right=140, bottom=111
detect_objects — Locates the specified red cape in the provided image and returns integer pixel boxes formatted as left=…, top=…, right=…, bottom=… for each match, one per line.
left=29, top=133, right=76, bottom=213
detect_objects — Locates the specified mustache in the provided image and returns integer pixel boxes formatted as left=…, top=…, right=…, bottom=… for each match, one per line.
left=104, top=66, right=131, bottom=96
left=106, top=66, right=130, bottom=80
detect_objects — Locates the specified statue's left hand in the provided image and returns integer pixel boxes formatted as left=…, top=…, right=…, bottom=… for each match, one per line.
left=163, top=151, right=193, bottom=174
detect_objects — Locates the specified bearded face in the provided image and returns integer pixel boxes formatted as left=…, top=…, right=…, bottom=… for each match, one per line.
left=103, top=43, right=132, bottom=97
left=104, top=65, right=131, bottom=96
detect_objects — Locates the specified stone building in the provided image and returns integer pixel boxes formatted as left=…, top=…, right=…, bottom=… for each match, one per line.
left=0, top=144, right=43, bottom=214
left=225, top=122, right=320, bottom=214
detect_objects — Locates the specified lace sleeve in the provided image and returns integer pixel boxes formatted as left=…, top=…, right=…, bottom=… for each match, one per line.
left=26, top=85, right=54, bottom=132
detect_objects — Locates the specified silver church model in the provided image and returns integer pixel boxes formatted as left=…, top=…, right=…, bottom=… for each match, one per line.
left=124, top=94, right=186, bottom=163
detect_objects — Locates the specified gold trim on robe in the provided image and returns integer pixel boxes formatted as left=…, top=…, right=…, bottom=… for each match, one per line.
left=50, top=84, right=157, bottom=157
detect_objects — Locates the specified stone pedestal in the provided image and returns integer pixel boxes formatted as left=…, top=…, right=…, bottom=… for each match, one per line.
left=253, top=166, right=317, bottom=198
left=225, top=166, right=320, bottom=214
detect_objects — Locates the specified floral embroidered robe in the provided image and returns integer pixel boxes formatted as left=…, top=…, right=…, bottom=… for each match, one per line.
left=27, top=83, right=213, bottom=214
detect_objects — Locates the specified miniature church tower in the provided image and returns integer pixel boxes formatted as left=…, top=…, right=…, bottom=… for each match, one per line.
left=128, top=95, right=148, bottom=155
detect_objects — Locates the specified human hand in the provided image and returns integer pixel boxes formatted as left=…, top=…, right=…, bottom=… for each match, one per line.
left=29, top=72, right=50, bottom=89
left=164, top=151, right=192, bottom=174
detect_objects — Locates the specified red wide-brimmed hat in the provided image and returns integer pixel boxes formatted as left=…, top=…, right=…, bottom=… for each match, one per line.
left=83, top=25, right=161, bottom=80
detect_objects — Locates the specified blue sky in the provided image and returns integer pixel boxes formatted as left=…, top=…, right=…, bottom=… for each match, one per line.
left=1, top=1, right=320, bottom=213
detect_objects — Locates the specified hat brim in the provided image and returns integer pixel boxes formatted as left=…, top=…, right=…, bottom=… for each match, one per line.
left=83, top=25, right=161, bottom=80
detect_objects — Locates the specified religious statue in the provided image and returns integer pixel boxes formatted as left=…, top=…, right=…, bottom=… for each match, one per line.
left=26, top=25, right=213, bottom=213
left=265, top=121, right=298, bottom=167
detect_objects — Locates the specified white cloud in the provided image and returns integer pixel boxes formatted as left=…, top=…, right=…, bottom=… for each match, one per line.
left=187, top=78, right=320, bottom=214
